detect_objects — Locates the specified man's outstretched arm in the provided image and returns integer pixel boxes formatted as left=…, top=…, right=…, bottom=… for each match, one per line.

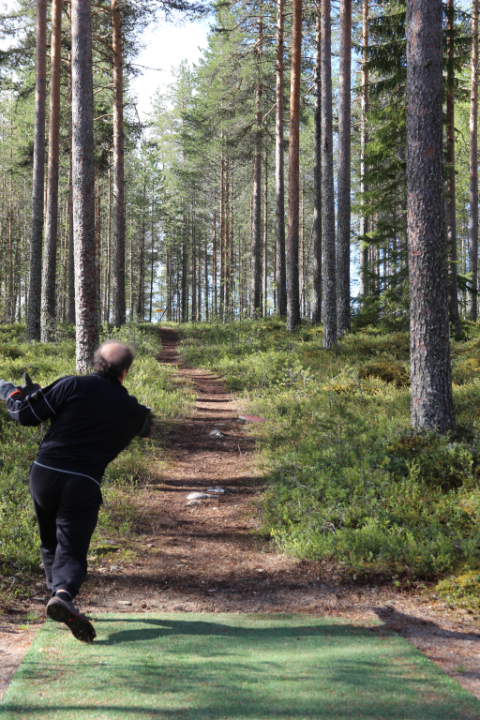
left=0, top=375, right=74, bottom=427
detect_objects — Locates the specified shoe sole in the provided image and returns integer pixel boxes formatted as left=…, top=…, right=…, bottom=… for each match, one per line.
left=47, top=598, right=96, bottom=643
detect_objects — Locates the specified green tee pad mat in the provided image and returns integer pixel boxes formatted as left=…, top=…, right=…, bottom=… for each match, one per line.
left=1, top=613, right=479, bottom=720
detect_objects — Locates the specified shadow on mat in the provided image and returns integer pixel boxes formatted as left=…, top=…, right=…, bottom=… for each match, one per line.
left=93, top=618, right=371, bottom=646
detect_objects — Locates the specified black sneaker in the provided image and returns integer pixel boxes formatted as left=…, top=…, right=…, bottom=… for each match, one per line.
left=46, top=596, right=96, bottom=643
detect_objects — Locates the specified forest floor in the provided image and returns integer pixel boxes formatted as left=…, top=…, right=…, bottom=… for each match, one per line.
left=1, top=327, right=480, bottom=703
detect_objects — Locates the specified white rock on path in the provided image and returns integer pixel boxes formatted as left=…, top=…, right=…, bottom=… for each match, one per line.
left=187, top=491, right=214, bottom=500
left=209, top=430, right=224, bottom=438
left=207, top=487, right=225, bottom=494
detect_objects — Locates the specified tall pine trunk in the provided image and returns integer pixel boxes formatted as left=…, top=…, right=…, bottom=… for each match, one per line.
left=286, top=0, right=302, bottom=332
left=468, top=0, right=478, bottom=319
left=321, top=0, right=336, bottom=347
left=27, top=0, right=47, bottom=341
left=41, top=0, right=62, bottom=342
left=359, top=0, right=369, bottom=298
left=275, top=0, right=287, bottom=317
left=72, top=0, right=98, bottom=371
left=407, top=0, right=455, bottom=433
left=312, top=10, right=322, bottom=325
left=337, top=0, right=351, bottom=336
left=446, top=0, right=461, bottom=334
left=251, top=15, right=263, bottom=317
left=111, top=0, right=126, bottom=327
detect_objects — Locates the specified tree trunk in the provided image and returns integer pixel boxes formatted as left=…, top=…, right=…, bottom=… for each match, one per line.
left=71, top=0, right=98, bottom=372
left=40, top=0, right=62, bottom=342
left=204, top=238, right=209, bottom=320
left=312, top=10, right=322, bottom=325
left=321, top=0, right=336, bottom=347
left=149, top=204, right=155, bottom=322
left=111, top=0, right=126, bottom=327
left=359, top=0, right=369, bottom=298
left=181, top=227, right=188, bottom=323
left=446, top=0, right=461, bottom=334
left=213, top=210, right=217, bottom=316
left=95, top=182, right=102, bottom=318
left=263, top=147, right=268, bottom=316
left=7, top=115, right=14, bottom=325
left=27, top=0, right=47, bottom=341
left=468, top=0, right=479, bottom=320
left=407, top=0, right=455, bottom=433
left=251, top=14, right=263, bottom=317
left=67, top=152, right=76, bottom=324
left=286, top=0, right=302, bottom=332
left=275, top=0, right=287, bottom=317
left=136, top=175, right=146, bottom=320
left=337, top=0, right=351, bottom=336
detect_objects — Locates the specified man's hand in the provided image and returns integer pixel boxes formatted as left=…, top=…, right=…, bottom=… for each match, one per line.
left=0, top=380, right=17, bottom=402
left=20, top=372, right=41, bottom=398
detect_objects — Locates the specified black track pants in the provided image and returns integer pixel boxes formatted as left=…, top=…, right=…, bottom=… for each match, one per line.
left=29, top=462, right=102, bottom=600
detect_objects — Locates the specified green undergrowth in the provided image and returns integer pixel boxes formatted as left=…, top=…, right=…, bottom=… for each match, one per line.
left=0, top=323, right=194, bottom=610
left=179, top=318, right=480, bottom=599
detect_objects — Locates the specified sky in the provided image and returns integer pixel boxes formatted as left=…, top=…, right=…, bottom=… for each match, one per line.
left=129, top=16, right=210, bottom=120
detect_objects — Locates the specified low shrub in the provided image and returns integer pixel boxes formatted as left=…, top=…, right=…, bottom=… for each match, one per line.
left=179, top=318, right=480, bottom=581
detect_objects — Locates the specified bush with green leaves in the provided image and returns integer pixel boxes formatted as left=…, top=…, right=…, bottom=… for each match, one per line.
left=179, top=319, right=480, bottom=583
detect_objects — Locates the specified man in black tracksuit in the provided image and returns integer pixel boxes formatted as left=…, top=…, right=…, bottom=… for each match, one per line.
left=0, top=342, right=152, bottom=642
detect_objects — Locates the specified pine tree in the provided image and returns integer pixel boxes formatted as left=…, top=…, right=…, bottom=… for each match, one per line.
left=26, top=0, right=46, bottom=342
left=72, top=0, right=98, bottom=371
left=407, top=0, right=455, bottom=433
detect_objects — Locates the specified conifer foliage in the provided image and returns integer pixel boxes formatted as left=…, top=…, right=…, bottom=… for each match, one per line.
left=1, top=0, right=480, bottom=431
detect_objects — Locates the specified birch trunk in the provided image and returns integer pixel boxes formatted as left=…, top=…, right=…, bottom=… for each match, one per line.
left=407, top=0, right=455, bottom=432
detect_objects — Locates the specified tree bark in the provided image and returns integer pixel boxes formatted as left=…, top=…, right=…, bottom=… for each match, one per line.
left=111, top=0, right=126, bottom=327
left=275, top=0, right=287, bottom=317
left=213, top=210, right=217, bottom=315
left=41, top=0, right=62, bottom=342
left=72, top=0, right=98, bottom=371
left=407, top=0, right=455, bottom=433
left=359, top=0, right=369, bottom=299
left=67, top=148, right=76, bottom=324
left=251, top=14, right=263, bottom=317
left=312, top=10, right=322, bottom=325
left=337, top=0, right=351, bottom=336
left=468, top=0, right=479, bottom=320
left=27, top=0, right=47, bottom=341
left=286, top=0, right=302, bottom=332
left=321, top=0, right=336, bottom=347
left=446, top=0, right=461, bottom=334
left=263, top=147, right=268, bottom=316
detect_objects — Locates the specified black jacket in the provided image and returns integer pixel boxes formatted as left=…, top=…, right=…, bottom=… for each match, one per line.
left=6, top=372, right=151, bottom=483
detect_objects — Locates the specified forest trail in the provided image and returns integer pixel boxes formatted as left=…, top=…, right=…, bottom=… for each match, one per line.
left=1, top=328, right=480, bottom=703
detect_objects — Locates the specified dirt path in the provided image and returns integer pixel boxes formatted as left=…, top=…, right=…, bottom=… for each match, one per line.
left=1, top=327, right=480, bottom=702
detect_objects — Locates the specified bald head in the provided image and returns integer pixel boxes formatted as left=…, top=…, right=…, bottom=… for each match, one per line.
left=93, top=341, right=135, bottom=381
